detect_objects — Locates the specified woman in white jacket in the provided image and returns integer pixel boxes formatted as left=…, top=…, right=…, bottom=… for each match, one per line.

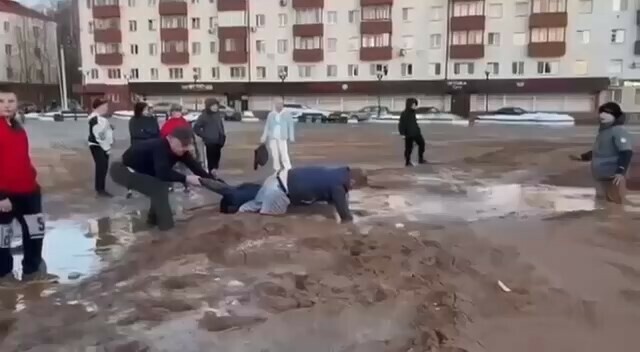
left=87, top=98, right=114, bottom=197
left=260, top=98, right=295, bottom=171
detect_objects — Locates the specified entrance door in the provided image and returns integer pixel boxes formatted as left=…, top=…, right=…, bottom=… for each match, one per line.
left=450, top=93, right=471, bottom=118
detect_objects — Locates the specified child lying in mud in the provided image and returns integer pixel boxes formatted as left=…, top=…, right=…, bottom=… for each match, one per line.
left=570, top=102, right=633, bottom=204
left=200, top=166, right=368, bottom=223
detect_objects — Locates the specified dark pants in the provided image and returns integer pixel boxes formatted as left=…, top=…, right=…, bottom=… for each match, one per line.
left=110, top=162, right=174, bottom=231
left=404, top=134, right=425, bottom=164
left=90, top=146, right=109, bottom=192
left=200, top=179, right=260, bottom=214
left=205, top=143, right=223, bottom=172
left=0, top=191, right=44, bottom=277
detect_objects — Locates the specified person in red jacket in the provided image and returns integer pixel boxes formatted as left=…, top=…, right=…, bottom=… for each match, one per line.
left=0, top=86, right=58, bottom=288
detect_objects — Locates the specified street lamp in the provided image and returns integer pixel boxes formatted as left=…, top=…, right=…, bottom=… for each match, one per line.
left=193, top=73, right=200, bottom=110
left=279, top=69, right=288, bottom=102
left=484, top=65, right=491, bottom=113
left=376, top=66, right=388, bottom=118
left=124, top=73, right=132, bottom=107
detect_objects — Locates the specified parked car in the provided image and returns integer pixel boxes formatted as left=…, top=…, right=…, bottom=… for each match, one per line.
left=477, top=107, right=575, bottom=124
left=350, top=106, right=391, bottom=121
left=183, top=104, right=241, bottom=122
left=325, top=111, right=349, bottom=123
left=18, top=102, right=40, bottom=114
left=149, top=102, right=175, bottom=116
left=283, top=103, right=331, bottom=123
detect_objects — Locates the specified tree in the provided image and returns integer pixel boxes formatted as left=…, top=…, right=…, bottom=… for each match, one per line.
left=13, top=17, right=38, bottom=83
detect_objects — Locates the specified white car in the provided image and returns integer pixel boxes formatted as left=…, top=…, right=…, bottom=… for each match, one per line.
left=184, top=103, right=240, bottom=122
left=283, top=103, right=331, bottom=122
left=477, top=107, right=575, bottom=125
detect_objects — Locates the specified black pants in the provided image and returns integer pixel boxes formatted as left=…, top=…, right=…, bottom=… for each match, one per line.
left=205, top=143, right=223, bottom=172
left=404, top=134, right=426, bottom=164
left=0, top=191, right=44, bottom=277
left=110, top=162, right=174, bottom=231
left=90, top=146, right=109, bottom=192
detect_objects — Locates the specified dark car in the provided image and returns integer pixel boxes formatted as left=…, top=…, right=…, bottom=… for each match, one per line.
left=18, top=102, right=40, bottom=114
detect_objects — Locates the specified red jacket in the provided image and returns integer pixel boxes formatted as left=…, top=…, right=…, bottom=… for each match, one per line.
left=0, top=117, right=38, bottom=198
left=160, top=116, right=190, bottom=138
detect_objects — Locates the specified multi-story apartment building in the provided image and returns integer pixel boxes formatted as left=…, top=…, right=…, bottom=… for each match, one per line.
left=0, top=0, right=60, bottom=104
left=76, top=0, right=637, bottom=117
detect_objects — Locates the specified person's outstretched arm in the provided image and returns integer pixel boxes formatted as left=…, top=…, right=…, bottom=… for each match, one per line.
left=181, top=152, right=214, bottom=179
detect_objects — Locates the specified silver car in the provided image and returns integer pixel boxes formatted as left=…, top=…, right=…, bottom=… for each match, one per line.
left=350, top=106, right=391, bottom=121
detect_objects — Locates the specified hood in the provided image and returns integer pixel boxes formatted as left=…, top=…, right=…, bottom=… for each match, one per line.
left=133, top=102, right=147, bottom=118
left=598, top=101, right=626, bottom=128
left=404, top=98, right=418, bottom=111
left=204, top=98, right=220, bottom=113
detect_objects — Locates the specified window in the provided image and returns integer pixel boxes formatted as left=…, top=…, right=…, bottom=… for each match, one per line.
left=429, top=63, right=441, bottom=76
left=327, top=64, right=337, bottom=77
left=161, top=16, right=187, bottom=29
left=513, top=32, right=526, bottom=45
left=90, top=45, right=95, bottom=55
left=90, top=69, right=99, bottom=79
left=86, top=0, right=91, bottom=8
left=531, top=28, right=565, bottom=42
left=402, top=35, right=415, bottom=49
left=191, top=0, right=198, bottom=3
left=431, top=6, right=443, bottom=21
left=401, top=63, right=413, bottom=77
left=298, top=65, right=313, bottom=78
left=209, top=16, right=215, bottom=29
left=88, top=21, right=94, bottom=33
left=107, top=68, right=121, bottom=79
left=192, top=17, right=200, bottom=29
left=169, top=68, right=183, bottom=79
left=453, top=1, right=484, bottom=16
left=327, top=38, right=337, bottom=52
left=209, top=41, right=217, bottom=53
left=362, top=5, right=391, bottom=21
left=348, top=10, right=359, bottom=23
left=452, top=31, right=483, bottom=45
left=130, top=44, right=139, bottom=54
left=327, top=11, right=337, bottom=24
left=3, top=21, right=9, bottom=32
left=224, top=38, right=238, bottom=51
left=402, top=7, right=414, bottom=22
left=278, top=14, right=287, bottom=27
left=148, top=19, right=156, bottom=31
left=537, top=61, right=559, bottom=75
left=192, top=42, right=201, bottom=55
left=611, top=29, right=625, bottom=43
left=634, top=88, right=640, bottom=105
left=453, top=63, right=474, bottom=75
left=348, top=37, right=359, bottom=51
left=574, top=60, right=588, bottom=75
left=512, top=61, right=525, bottom=75
left=162, top=40, right=187, bottom=53
left=487, top=32, right=500, bottom=46
left=150, top=68, right=158, bottom=80
left=370, top=64, right=388, bottom=76
left=295, top=8, right=322, bottom=24
left=277, top=39, right=288, bottom=54
left=486, top=62, right=499, bottom=75
left=611, top=89, right=623, bottom=103
left=577, top=30, right=590, bottom=44
left=295, top=36, right=322, bottom=50
left=515, top=1, right=529, bottom=16
left=211, top=67, right=219, bottom=79
left=579, top=0, right=593, bottom=13
left=6, top=67, right=13, bottom=80
left=532, top=0, right=566, bottom=13
left=608, top=59, right=623, bottom=74
left=193, top=67, right=201, bottom=79
left=488, top=3, right=503, bottom=18
left=362, top=34, right=390, bottom=48
left=95, top=43, right=121, bottom=54
left=149, top=43, right=157, bottom=55
left=278, top=65, right=288, bottom=77
left=430, top=34, right=442, bottom=49
left=128, top=0, right=135, bottom=6
left=129, top=68, right=139, bottom=79
left=613, top=0, right=628, bottom=11
left=4, top=44, right=11, bottom=55
left=147, top=0, right=156, bottom=6
left=256, top=66, right=266, bottom=79
left=256, top=40, right=266, bottom=53
left=129, top=20, right=137, bottom=32
left=255, top=14, right=266, bottom=27
left=348, top=64, right=359, bottom=77
left=230, top=66, right=246, bottom=79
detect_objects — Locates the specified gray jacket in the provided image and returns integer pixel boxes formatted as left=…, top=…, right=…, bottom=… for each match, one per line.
left=194, top=111, right=226, bottom=145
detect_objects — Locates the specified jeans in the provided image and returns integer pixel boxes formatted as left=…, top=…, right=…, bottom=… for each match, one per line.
left=90, top=146, right=109, bottom=192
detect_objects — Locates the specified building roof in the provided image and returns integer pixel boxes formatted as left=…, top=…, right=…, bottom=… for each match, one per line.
left=0, top=0, right=54, bottom=22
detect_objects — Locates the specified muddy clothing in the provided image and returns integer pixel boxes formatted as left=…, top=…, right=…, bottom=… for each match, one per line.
left=588, top=125, right=633, bottom=180
left=129, top=115, right=160, bottom=144
left=287, top=166, right=352, bottom=222
left=0, top=117, right=38, bottom=199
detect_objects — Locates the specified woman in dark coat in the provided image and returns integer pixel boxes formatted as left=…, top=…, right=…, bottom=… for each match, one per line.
left=398, top=97, right=426, bottom=166
left=126, top=102, right=160, bottom=198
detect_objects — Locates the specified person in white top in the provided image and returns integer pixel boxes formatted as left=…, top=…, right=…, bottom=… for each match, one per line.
left=87, top=98, right=114, bottom=197
left=260, top=98, right=295, bottom=171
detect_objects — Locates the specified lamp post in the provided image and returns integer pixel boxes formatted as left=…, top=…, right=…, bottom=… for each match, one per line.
left=375, top=66, right=387, bottom=118
left=193, top=73, right=200, bottom=110
left=279, top=69, right=288, bottom=102
left=124, top=74, right=132, bottom=109
left=484, top=66, right=490, bottom=113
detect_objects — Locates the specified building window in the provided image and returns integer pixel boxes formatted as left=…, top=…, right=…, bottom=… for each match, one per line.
left=294, top=36, right=322, bottom=50
left=452, top=31, right=483, bottom=45
left=208, top=16, right=215, bottom=29
left=613, top=0, right=628, bottom=11
left=90, top=45, right=95, bottom=55
left=211, top=67, right=219, bottom=79
left=86, top=0, right=91, bottom=8
left=4, top=44, right=11, bottom=55
left=3, top=21, right=9, bottom=32
left=256, top=66, right=266, bottom=79
left=295, top=8, right=322, bottom=24
left=362, top=33, right=390, bottom=48
left=634, top=88, right=640, bottom=105
left=230, top=66, right=246, bottom=79
left=107, top=68, right=121, bottom=79
left=532, top=0, right=566, bottom=13
left=129, top=20, right=137, bottom=32
left=578, top=0, right=593, bottom=13
left=128, top=0, right=135, bottom=6
left=192, top=42, right=201, bottom=55
left=402, top=35, right=414, bottom=49
left=453, top=1, right=484, bottom=16
left=611, top=89, right=622, bottom=103
left=277, top=39, right=288, bottom=54
left=537, top=61, right=559, bottom=75
left=327, top=11, right=337, bottom=24
left=402, top=7, right=414, bottom=22
left=429, top=63, right=441, bottom=76
left=298, top=65, right=313, bottom=78
left=513, top=32, right=526, bottom=45
left=487, top=32, right=500, bottom=46
left=130, top=68, right=139, bottom=79
left=6, top=67, right=13, bottom=80
left=608, top=59, right=623, bottom=74
left=149, top=43, right=157, bottom=55
left=512, top=61, right=525, bottom=75
left=95, top=43, right=121, bottom=54
left=611, top=29, right=625, bottom=43
left=327, top=64, right=337, bottom=77
left=531, top=28, right=565, bottom=42
left=161, top=41, right=187, bottom=53
left=161, top=16, right=187, bottom=29
left=88, top=21, right=94, bottom=33
left=278, top=65, right=288, bottom=77
left=147, top=0, right=156, bottom=6
left=150, top=68, right=158, bottom=80
left=256, top=40, right=266, bottom=53
left=278, top=14, right=287, bottom=27
left=130, top=44, right=138, bottom=54
left=362, top=5, right=391, bottom=21
left=370, top=64, right=388, bottom=76
left=401, top=63, right=413, bottom=77
left=430, top=34, right=441, bottom=49
left=148, top=19, right=157, bottom=31
left=348, top=37, right=359, bottom=51
left=224, top=38, right=238, bottom=51
left=573, top=60, right=588, bottom=75
left=169, top=68, right=183, bottom=79
left=453, top=63, right=474, bottom=75
left=577, top=30, right=590, bottom=44
left=191, top=17, right=200, bottom=29
left=348, top=10, right=359, bottom=23
left=348, top=64, right=359, bottom=77
left=256, top=14, right=265, bottom=27
left=210, top=41, right=217, bottom=53
left=515, top=1, right=529, bottom=16
left=486, top=62, right=499, bottom=75
left=90, top=69, right=99, bottom=79
left=193, top=67, right=201, bottom=78
left=430, top=6, right=443, bottom=21
left=327, top=38, right=337, bottom=52
left=488, top=3, right=503, bottom=18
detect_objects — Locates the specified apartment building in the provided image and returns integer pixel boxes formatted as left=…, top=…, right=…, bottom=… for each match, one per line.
left=76, top=0, right=635, bottom=116
left=0, top=0, right=60, bottom=104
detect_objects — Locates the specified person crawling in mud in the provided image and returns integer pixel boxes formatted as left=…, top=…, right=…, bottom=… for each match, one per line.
left=110, top=126, right=219, bottom=231
left=201, top=166, right=368, bottom=223
left=570, top=102, right=633, bottom=204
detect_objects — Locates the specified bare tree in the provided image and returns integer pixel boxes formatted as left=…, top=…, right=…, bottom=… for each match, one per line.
left=13, top=17, right=37, bottom=83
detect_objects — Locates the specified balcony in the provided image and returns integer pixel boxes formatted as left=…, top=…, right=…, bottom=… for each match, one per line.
left=360, top=46, right=392, bottom=61
left=449, top=44, right=484, bottom=59
left=529, top=12, right=568, bottom=28
left=92, top=5, right=120, bottom=19
left=293, top=48, right=323, bottom=62
left=361, top=0, right=393, bottom=4
left=528, top=42, right=566, bottom=57
left=160, top=27, right=188, bottom=41
left=219, top=51, right=248, bottom=64
left=293, top=23, right=324, bottom=37
left=360, top=20, right=392, bottom=34
left=95, top=53, right=123, bottom=65
left=217, top=0, right=246, bottom=11
left=161, top=51, right=189, bottom=64
left=292, top=0, right=324, bottom=8
left=159, top=1, right=187, bottom=16
left=93, top=28, right=121, bottom=42
left=450, top=15, right=485, bottom=31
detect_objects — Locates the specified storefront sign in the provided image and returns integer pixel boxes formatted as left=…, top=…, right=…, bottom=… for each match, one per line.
left=181, top=83, right=213, bottom=91
left=446, top=81, right=467, bottom=90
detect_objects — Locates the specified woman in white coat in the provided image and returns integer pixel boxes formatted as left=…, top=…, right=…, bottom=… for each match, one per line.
left=260, top=98, right=295, bottom=171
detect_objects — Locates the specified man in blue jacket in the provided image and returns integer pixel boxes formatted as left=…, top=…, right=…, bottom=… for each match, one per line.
left=201, top=166, right=368, bottom=223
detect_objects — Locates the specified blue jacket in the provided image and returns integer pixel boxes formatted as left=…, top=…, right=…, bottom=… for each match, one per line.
left=287, top=166, right=352, bottom=222
left=260, top=110, right=295, bottom=142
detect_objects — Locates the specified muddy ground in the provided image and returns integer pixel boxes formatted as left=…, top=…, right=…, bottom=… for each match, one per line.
left=1, top=121, right=640, bottom=352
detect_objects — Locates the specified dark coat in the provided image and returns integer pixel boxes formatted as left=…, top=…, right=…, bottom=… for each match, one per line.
left=398, top=109, right=421, bottom=137
left=287, top=166, right=352, bottom=222
left=129, top=115, right=160, bottom=144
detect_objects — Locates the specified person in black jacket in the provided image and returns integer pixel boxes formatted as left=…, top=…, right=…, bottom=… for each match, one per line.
left=129, top=102, right=160, bottom=145
left=398, top=97, right=426, bottom=166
